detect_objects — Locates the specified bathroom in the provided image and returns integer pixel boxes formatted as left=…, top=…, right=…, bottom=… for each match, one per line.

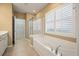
left=0, top=3, right=79, bottom=56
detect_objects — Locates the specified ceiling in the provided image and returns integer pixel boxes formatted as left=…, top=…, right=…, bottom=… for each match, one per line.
left=13, top=3, right=48, bottom=14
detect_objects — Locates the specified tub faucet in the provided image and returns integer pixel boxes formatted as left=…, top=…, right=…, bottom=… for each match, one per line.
left=55, top=45, right=62, bottom=56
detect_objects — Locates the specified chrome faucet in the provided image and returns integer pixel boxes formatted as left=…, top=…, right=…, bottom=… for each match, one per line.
left=55, top=45, right=62, bottom=56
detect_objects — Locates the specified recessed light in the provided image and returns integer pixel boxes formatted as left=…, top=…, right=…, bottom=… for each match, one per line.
left=33, top=10, right=36, bottom=13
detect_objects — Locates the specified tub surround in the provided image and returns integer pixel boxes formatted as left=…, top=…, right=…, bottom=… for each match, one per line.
left=45, top=33, right=76, bottom=43
left=32, top=34, right=76, bottom=56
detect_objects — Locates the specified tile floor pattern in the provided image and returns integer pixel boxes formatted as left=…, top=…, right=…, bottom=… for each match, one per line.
left=3, top=39, right=39, bottom=56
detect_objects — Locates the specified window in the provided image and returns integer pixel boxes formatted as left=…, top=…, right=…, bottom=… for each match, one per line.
left=45, top=10, right=55, bottom=33
left=33, top=19, right=41, bottom=34
left=45, top=4, right=75, bottom=37
left=56, top=4, right=73, bottom=33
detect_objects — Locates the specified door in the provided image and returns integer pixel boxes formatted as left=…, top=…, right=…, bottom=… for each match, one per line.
left=14, top=18, right=25, bottom=42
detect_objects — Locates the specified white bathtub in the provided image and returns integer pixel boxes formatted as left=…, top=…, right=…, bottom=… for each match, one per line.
left=33, top=35, right=77, bottom=56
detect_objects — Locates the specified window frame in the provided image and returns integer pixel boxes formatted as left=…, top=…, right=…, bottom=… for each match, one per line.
left=44, top=4, right=76, bottom=38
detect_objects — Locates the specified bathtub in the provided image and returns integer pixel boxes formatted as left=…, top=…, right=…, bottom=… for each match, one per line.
left=33, top=35, right=77, bottom=56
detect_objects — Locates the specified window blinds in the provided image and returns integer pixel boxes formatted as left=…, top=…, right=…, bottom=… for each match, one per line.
left=56, top=4, right=73, bottom=33
left=45, top=4, right=74, bottom=36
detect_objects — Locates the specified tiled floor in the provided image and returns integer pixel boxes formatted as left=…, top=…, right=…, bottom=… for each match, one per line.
left=3, top=39, right=39, bottom=56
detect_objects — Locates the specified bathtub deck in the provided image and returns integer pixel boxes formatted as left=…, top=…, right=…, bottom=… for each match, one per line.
left=32, top=34, right=77, bottom=56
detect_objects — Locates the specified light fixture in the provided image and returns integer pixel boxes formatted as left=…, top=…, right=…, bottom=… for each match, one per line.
left=33, top=10, right=36, bottom=13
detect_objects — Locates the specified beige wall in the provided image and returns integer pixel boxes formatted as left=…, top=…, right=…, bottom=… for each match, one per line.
left=0, top=4, right=12, bottom=46
left=14, top=12, right=26, bottom=19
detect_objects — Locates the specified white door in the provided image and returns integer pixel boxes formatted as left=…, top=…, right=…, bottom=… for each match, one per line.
left=15, top=18, right=25, bottom=41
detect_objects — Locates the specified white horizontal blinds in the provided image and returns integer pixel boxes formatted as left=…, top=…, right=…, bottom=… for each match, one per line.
left=56, top=4, right=73, bottom=33
left=62, top=4, right=73, bottom=33
left=55, top=8, right=62, bottom=32
left=45, top=10, right=55, bottom=33
left=33, top=19, right=41, bottom=34
left=45, top=4, right=74, bottom=37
